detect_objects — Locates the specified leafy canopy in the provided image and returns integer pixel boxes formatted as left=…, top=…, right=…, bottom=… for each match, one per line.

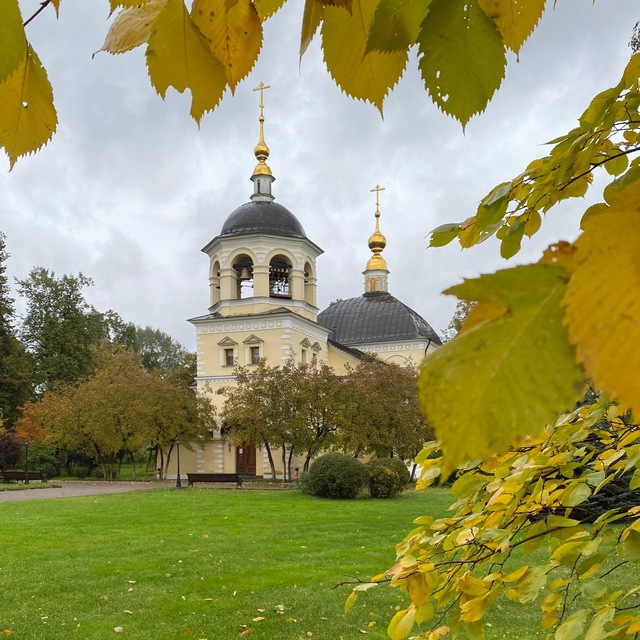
left=4, top=0, right=551, bottom=166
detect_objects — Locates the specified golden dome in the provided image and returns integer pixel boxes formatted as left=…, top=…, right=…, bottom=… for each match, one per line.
left=365, top=208, right=387, bottom=270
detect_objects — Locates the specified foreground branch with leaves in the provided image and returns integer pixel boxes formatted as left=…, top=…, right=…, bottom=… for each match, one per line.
left=348, top=395, right=640, bottom=639
left=4, top=0, right=548, bottom=167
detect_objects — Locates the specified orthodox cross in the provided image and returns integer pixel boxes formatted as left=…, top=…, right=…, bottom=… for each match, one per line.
left=370, top=184, right=385, bottom=212
left=253, top=82, right=271, bottom=117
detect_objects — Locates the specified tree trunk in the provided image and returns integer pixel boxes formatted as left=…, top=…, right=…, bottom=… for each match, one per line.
left=262, top=440, right=276, bottom=478
left=129, top=450, right=137, bottom=480
left=144, top=448, right=154, bottom=481
left=287, top=447, right=295, bottom=482
left=164, top=443, right=174, bottom=479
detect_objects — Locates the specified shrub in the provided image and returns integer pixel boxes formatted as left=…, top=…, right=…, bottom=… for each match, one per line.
left=307, top=453, right=368, bottom=499
left=298, top=472, right=312, bottom=495
left=367, top=458, right=411, bottom=498
left=74, top=466, right=89, bottom=479
left=0, top=431, right=20, bottom=470
left=27, top=443, right=60, bottom=478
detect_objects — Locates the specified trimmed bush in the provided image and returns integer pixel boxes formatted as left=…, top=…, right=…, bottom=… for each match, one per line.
left=367, top=458, right=411, bottom=498
left=27, top=443, right=60, bottom=478
left=307, top=453, right=368, bottom=499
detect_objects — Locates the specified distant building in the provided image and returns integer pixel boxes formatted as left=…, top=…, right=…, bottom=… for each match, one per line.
left=177, top=86, right=441, bottom=479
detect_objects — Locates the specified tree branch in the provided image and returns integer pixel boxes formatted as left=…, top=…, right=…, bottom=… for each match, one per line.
left=23, top=0, right=53, bottom=28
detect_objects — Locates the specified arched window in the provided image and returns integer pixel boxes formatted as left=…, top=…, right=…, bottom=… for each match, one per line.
left=269, top=255, right=292, bottom=299
left=232, top=254, right=254, bottom=299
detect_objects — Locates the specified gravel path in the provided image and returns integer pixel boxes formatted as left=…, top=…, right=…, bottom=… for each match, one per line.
left=0, top=480, right=171, bottom=502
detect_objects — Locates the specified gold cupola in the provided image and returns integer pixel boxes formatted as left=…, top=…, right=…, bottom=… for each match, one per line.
left=250, top=82, right=275, bottom=202
left=363, top=185, right=389, bottom=293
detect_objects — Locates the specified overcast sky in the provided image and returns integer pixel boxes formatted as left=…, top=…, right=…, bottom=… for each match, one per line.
left=2, top=1, right=637, bottom=350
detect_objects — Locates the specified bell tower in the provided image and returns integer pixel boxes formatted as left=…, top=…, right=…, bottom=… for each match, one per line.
left=200, top=83, right=323, bottom=323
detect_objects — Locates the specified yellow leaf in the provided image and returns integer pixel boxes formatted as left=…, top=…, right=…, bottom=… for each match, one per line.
left=419, top=264, right=583, bottom=478
left=0, top=0, right=26, bottom=83
left=407, top=573, right=430, bottom=608
left=564, top=196, right=640, bottom=412
left=192, top=0, right=262, bottom=93
left=321, top=0, right=407, bottom=114
left=300, top=0, right=324, bottom=57
left=109, top=0, right=153, bottom=12
left=0, top=45, right=57, bottom=170
left=99, top=0, right=168, bottom=55
left=146, top=0, right=227, bottom=122
left=50, top=0, right=61, bottom=14
left=477, top=0, right=544, bottom=54
left=387, top=607, right=415, bottom=640
left=253, top=0, right=287, bottom=20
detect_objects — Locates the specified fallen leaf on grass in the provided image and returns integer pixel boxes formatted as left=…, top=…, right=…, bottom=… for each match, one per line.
left=252, top=617, right=265, bottom=622
left=240, top=629, right=252, bottom=636
left=124, top=611, right=133, bottom=615
left=114, top=627, right=124, bottom=633
left=3, top=631, right=13, bottom=636
left=127, top=581, right=136, bottom=584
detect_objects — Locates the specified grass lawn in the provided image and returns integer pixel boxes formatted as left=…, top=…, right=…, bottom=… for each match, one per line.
left=0, top=487, right=632, bottom=640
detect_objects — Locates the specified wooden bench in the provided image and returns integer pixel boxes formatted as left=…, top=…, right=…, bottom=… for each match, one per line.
left=0, top=470, right=46, bottom=483
left=186, top=473, right=243, bottom=489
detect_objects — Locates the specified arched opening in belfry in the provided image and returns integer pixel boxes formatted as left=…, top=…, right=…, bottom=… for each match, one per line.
left=304, top=261, right=315, bottom=305
left=210, top=260, right=221, bottom=306
left=269, top=255, right=292, bottom=299
left=232, top=254, right=254, bottom=299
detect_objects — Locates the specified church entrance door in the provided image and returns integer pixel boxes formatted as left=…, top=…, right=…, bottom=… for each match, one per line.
left=235, top=445, right=256, bottom=475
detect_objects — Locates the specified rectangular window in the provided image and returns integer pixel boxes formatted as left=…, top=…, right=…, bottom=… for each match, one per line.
left=301, top=349, right=307, bottom=364
left=250, top=346, right=260, bottom=365
left=224, top=348, right=234, bottom=366
left=311, top=352, right=318, bottom=368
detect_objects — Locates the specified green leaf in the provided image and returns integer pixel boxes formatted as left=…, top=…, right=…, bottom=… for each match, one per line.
left=366, top=0, right=431, bottom=53
left=429, top=223, right=461, bottom=247
left=620, top=529, right=640, bottom=561
left=322, top=0, right=408, bottom=114
left=556, top=610, right=588, bottom=640
left=499, top=218, right=525, bottom=259
left=417, top=0, right=506, bottom=128
left=604, top=151, right=629, bottom=177
left=418, top=264, right=583, bottom=477
left=0, top=0, right=26, bottom=84
left=560, top=482, right=591, bottom=507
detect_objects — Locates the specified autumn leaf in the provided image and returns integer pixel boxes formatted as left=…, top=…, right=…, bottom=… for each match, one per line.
left=0, top=45, right=57, bottom=170
left=477, top=0, right=544, bottom=54
left=418, top=264, right=583, bottom=477
left=0, top=0, right=26, bottom=84
left=146, top=0, right=227, bottom=123
left=300, top=0, right=324, bottom=58
left=418, top=0, right=506, bottom=127
left=253, top=0, right=287, bottom=20
left=564, top=190, right=640, bottom=411
left=192, top=0, right=262, bottom=93
left=366, top=0, right=431, bottom=54
left=109, top=0, right=153, bottom=12
left=321, top=0, right=408, bottom=114
left=99, top=0, right=168, bottom=55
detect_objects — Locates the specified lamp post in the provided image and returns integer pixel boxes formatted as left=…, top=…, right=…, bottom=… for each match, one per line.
left=175, top=437, right=182, bottom=489
left=24, top=440, right=29, bottom=484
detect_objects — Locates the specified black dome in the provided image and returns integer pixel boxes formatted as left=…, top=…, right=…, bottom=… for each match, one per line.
left=318, top=292, right=442, bottom=346
left=220, top=201, right=306, bottom=238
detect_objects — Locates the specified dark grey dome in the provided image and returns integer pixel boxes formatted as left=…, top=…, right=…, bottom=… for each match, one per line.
left=318, top=292, right=442, bottom=346
left=220, top=201, right=306, bottom=238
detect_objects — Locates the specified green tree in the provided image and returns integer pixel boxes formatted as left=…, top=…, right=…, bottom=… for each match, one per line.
left=0, top=232, right=33, bottom=425
left=132, top=325, right=189, bottom=374
left=17, top=268, right=109, bottom=393
left=340, top=359, right=430, bottom=464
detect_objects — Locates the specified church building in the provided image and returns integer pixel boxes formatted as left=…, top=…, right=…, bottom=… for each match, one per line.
left=179, top=85, right=441, bottom=479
